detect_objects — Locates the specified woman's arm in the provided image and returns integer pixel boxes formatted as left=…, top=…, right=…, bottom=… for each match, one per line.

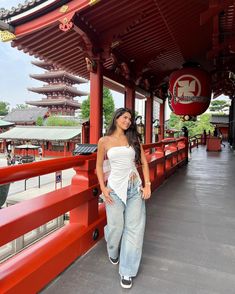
left=96, top=137, right=113, bottom=204
left=140, top=144, right=151, bottom=200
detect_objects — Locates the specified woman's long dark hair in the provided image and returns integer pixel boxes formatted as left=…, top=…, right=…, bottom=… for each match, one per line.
left=106, top=108, right=142, bottom=164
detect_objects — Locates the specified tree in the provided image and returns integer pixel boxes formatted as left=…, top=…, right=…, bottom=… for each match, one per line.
left=81, top=98, right=90, bottom=119
left=15, top=104, right=29, bottom=109
left=0, top=101, right=10, bottom=116
left=81, top=87, right=115, bottom=127
left=36, top=116, right=44, bottom=126
left=103, top=88, right=115, bottom=127
left=167, top=112, right=214, bottom=137
left=192, top=113, right=214, bottom=135
left=45, top=116, right=80, bottom=126
left=168, top=113, right=181, bottom=130
left=209, top=100, right=230, bottom=113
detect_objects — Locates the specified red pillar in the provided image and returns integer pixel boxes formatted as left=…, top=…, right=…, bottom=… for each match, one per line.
left=159, top=100, right=165, bottom=141
left=2, top=139, right=7, bottom=153
left=125, top=86, right=135, bottom=111
left=145, top=95, right=153, bottom=143
left=89, top=59, right=103, bottom=144
left=63, top=142, right=67, bottom=156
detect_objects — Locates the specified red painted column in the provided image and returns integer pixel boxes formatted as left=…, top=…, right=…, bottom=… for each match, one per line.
left=63, top=142, right=67, bottom=156
left=145, top=95, right=153, bottom=143
left=125, top=86, right=135, bottom=111
left=159, top=100, right=165, bottom=141
left=89, top=59, right=103, bottom=143
left=2, top=139, right=7, bottom=153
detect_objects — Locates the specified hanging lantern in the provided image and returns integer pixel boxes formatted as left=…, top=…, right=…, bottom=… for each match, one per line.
left=168, top=66, right=211, bottom=116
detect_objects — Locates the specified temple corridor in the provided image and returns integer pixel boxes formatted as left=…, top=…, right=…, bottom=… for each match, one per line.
left=42, top=144, right=235, bottom=294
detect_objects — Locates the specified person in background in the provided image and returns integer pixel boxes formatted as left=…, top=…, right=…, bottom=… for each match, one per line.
left=6, top=153, right=11, bottom=166
left=203, top=129, right=207, bottom=145
left=96, top=108, right=151, bottom=289
left=38, top=146, right=43, bottom=160
left=213, top=127, right=218, bottom=137
left=7, top=143, right=12, bottom=155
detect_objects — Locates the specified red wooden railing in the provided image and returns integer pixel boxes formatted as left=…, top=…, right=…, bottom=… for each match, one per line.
left=0, top=138, right=187, bottom=294
left=189, top=133, right=206, bottom=152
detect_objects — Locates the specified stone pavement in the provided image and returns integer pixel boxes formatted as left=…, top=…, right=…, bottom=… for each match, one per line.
left=0, top=153, right=75, bottom=206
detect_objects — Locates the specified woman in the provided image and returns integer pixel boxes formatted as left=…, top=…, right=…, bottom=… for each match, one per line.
left=96, top=108, right=151, bottom=289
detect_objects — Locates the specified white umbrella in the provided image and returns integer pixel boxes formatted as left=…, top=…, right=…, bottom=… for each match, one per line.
left=15, top=144, right=40, bottom=150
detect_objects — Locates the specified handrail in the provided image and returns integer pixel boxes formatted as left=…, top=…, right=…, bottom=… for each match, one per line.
left=0, top=153, right=96, bottom=185
left=0, top=138, right=188, bottom=293
left=188, top=133, right=205, bottom=152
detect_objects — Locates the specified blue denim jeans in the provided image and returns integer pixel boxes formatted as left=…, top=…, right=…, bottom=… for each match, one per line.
left=104, top=178, right=146, bottom=277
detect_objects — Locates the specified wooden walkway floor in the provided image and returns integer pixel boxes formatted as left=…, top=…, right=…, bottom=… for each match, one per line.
left=41, top=144, right=235, bottom=294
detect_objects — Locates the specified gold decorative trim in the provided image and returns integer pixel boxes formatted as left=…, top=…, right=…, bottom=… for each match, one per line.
left=89, top=0, right=101, bottom=6
left=59, top=5, right=69, bottom=13
left=0, top=30, right=16, bottom=42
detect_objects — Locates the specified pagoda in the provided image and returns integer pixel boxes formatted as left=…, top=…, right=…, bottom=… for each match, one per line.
left=26, top=60, right=88, bottom=116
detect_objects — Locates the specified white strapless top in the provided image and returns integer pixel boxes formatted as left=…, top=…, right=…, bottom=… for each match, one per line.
left=107, top=145, right=141, bottom=204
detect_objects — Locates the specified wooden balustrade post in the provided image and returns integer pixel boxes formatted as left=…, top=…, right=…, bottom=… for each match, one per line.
left=70, top=158, right=99, bottom=226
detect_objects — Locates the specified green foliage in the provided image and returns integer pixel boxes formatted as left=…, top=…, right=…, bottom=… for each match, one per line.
left=209, top=100, right=230, bottom=113
left=81, top=98, right=90, bottom=119
left=167, top=112, right=214, bottom=137
left=15, top=104, right=29, bottom=110
left=103, top=88, right=115, bottom=126
left=36, top=116, right=44, bottom=126
left=45, top=116, right=80, bottom=126
left=168, top=113, right=182, bottom=130
left=0, top=101, right=10, bottom=116
left=81, top=87, right=115, bottom=127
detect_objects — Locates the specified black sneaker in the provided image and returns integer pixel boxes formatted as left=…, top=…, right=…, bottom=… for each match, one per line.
left=109, top=256, right=119, bottom=265
left=120, top=276, right=132, bottom=289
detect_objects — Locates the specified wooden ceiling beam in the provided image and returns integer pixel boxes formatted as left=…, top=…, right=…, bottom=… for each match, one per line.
left=200, top=0, right=234, bottom=25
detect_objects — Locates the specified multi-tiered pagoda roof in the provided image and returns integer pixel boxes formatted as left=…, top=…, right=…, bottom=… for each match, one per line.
left=26, top=61, right=88, bottom=116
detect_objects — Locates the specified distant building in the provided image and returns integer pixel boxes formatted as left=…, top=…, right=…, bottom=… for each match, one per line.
left=26, top=60, right=88, bottom=116
left=3, top=108, right=49, bottom=126
left=0, top=119, right=14, bottom=130
left=210, top=114, right=229, bottom=140
left=0, top=126, right=81, bottom=157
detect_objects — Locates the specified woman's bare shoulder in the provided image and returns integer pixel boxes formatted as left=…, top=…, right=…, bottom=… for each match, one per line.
left=98, top=136, right=111, bottom=146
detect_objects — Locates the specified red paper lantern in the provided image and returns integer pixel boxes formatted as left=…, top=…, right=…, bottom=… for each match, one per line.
left=168, top=67, right=211, bottom=116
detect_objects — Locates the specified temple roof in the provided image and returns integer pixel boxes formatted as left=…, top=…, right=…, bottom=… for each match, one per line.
left=210, top=114, right=229, bottom=125
left=28, top=85, right=88, bottom=97
left=3, top=108, right=48, bottom=123
left=31, top=60, right=57, bottom=70
left=0, top=126, right=81, bottom=141
left=0, top=1, right=58, bottom=21
left=0, top=119, right=15, bottom=128
left=26, top=98, right=81, bottom=108
left=2, top=1, right=235, bottom=98
left=30, top=71, right=87, bottom=84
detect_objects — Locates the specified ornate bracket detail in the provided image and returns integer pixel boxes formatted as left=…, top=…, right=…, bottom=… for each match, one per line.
left=59, top=17, right=73, bottom=32
left=120, top=62, right=130, bottom=80
left=85, top=57, right=97, bottom=73
left=0, top=30, right=16, bottom=42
